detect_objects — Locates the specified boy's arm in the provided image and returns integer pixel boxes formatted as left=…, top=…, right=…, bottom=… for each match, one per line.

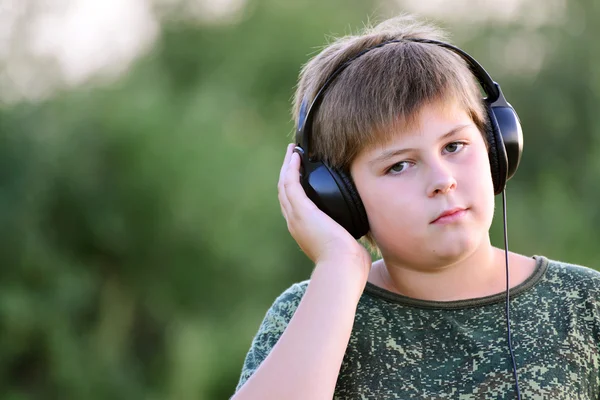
left=232, top=145, right=372, bottom=399
left=232, top=255, right=366, bottom=400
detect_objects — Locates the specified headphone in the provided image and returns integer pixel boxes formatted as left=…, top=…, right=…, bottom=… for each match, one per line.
left=295, top=38, right=523, bottom=239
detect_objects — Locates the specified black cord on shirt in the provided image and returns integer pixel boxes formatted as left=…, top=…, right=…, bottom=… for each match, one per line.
left=502, top=190, right=522, bottom=400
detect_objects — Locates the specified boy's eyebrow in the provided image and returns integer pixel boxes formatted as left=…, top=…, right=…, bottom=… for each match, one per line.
left=368, top=124, right=472, bottom=166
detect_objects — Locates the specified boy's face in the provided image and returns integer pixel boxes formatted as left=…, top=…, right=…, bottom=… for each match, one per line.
left=351, top=100, right=495, bottom=268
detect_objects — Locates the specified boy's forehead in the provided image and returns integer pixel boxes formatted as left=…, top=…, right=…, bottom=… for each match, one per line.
left=359, top=99, right=470, bottom=153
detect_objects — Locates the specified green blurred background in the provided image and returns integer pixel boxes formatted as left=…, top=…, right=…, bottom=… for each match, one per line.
left=1, top=0, right=599, bottom=398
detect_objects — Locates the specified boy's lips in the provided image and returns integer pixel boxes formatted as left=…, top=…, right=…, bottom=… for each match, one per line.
left=431, top=207, right=468, bottom=224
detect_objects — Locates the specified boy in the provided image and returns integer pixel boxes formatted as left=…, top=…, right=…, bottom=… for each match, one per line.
left=232, top=15, right=600, bottom=399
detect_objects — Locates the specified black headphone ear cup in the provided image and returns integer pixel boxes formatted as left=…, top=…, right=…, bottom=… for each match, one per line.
left=485, top=105, right=509, bottom=195
left=296, top=150, right=369, bottom=239
left=490, top=105, right=523, bottom=180
left=332, top=168, right=369, bottom=237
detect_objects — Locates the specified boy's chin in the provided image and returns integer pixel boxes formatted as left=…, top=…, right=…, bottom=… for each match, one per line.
left=427, top=234, right=485, bottom=263
left=381, top=234, right=483, bottom=267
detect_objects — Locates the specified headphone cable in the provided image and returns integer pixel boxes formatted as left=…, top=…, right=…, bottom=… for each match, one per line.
left=502, top=190, right=522, bottom=399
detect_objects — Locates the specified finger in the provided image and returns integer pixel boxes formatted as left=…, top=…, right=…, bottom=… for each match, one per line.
left=278, top=144, right=295, bottom=213
left=278, top=180, right=292, bottom=220
left=284, top=151, right=317, bottom=215
left=278, top=144, right=296, bottom=218
left=278, top=143, right=295, bottom=183
left=281, top=152, right=301, bottom=219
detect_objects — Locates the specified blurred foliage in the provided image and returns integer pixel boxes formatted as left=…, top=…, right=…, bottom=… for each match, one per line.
left=0, top=0, right=599, bottom=399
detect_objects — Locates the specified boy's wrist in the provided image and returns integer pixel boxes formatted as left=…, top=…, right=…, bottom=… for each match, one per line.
left=315, top=242, right=371, bottom=267
left=312, top=254, right=371, bottom=300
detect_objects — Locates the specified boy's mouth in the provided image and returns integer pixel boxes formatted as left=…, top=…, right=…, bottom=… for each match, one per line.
left=431, top=207, right=468, bottom=224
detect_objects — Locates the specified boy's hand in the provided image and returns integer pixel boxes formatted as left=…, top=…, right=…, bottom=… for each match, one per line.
left=278, top=144, right=371, bottom=275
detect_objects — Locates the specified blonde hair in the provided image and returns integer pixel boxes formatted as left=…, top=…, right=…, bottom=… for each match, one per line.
left=292, top=15, right=487, bottom=252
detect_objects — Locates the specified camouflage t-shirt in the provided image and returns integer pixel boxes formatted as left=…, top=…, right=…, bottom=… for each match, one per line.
left=235, top=256, right=600, bottom=399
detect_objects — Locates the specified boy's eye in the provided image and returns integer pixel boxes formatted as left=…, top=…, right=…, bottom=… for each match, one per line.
left=388, top=161, right=410, bottom=174
left=444, top=141, right=465, bottom=154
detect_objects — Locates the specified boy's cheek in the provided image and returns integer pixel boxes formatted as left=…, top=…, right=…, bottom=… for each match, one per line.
left=367, top=204, right=423, bottom=239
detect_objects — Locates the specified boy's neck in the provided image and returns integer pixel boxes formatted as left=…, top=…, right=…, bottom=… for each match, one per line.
left=368, top=242, right=536, bottom=302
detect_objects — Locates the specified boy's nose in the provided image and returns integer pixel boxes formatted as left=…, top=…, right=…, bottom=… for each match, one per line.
left=427, top=165, right=457, bottom=197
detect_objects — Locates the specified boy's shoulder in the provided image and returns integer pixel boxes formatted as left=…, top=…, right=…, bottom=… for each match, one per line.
left=265, top=280, right=309, bottom=316
left=543, top=256, right=600, bottom=292
left=277, top=280, right=309, bottom=300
